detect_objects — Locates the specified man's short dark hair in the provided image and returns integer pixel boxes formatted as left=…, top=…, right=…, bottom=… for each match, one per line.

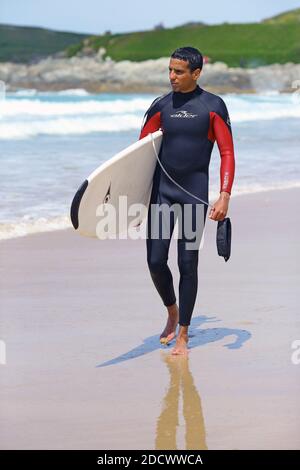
left=170, top=47, right=203, bottom=72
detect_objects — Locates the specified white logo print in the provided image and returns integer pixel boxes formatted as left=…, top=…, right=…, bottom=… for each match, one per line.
left=226, top=115, right=231, bottom=127
left=170, top=110, right=198, bottom=118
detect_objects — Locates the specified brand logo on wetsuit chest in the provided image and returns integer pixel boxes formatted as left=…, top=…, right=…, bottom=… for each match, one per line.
left=170, top=110, right=198, bottom=118
left=226, top=115, right=231, bottom=126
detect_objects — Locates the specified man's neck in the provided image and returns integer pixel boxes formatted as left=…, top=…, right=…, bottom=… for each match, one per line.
left=176, top=84, right=198, bottom=94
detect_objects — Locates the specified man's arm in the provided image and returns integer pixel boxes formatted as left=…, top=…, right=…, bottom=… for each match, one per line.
left=208, top=98, right=235, bottom=220
left=211, top=99, right=235, bottom=195
left=139, top=97, right=162, bottom=140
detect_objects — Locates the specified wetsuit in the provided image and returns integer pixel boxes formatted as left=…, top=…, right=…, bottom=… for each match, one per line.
left=139, top=84, right=235, bottom=326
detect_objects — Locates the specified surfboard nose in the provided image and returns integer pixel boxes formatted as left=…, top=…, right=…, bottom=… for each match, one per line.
left=70, top=179, right=89, bottom=230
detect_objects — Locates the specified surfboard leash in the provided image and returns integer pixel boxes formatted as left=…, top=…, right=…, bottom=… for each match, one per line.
left=150, top=133, right=214, bottom=210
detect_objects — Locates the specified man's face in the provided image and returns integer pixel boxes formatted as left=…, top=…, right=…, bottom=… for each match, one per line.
left=169, top=58, right=201, bottom=93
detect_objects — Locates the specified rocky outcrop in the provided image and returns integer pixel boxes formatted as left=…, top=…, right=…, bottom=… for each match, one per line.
left=0, top=53, right=299, bottom=93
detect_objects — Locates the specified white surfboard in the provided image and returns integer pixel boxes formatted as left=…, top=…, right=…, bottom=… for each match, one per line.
left=70, top=130, right=163, bottom=238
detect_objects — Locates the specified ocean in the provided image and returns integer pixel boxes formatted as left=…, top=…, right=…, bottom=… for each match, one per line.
left=1, top=88, right=300, bottom=240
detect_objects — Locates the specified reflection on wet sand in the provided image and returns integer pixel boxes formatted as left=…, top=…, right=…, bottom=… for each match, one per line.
left=155, top=352, right=207, bottom=450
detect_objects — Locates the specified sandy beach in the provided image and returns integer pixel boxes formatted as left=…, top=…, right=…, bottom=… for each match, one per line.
left=0, top=187, right=299, bottom=450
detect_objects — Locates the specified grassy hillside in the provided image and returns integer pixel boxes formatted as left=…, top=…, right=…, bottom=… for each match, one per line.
left=0, top=24, right=88, bottom=63
left=262, top=7, right=300, bottom=24
left=1, top=8, right=299, bottom=66
left=67, top=21, right=300, bottom=67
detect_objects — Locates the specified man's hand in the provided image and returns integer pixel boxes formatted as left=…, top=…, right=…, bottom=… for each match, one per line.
left=208, top=192, right=230, bottom=221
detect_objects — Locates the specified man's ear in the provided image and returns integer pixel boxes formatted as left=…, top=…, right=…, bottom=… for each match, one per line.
left=193, top=68, right=201, bottom=80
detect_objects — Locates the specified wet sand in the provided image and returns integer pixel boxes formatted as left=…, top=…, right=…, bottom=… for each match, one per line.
left=0, top=188, right=299, bottom=449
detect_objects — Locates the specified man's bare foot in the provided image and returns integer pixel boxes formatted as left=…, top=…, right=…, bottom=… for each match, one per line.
left=160, top=303, right=179, bottom=344
left=171, top=328, right=189, bottom=355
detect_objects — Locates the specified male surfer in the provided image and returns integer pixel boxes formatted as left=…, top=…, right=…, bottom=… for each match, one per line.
left=139, top=47, right=235, bottom=355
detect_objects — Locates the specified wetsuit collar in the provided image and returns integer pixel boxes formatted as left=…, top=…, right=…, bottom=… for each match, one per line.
left=173, top=84, right=202, bottom=96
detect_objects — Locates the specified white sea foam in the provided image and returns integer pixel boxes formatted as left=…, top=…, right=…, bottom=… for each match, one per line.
left=1, top=93, right=300, bottom=139
left=57, top=89, right=90, bottom=96
left=1, top=98, right=152, bottom=117
left=12, top=88, right=90, bottom=97
left=0, top=114, right=141, bottom=139
left=13, top=89, right=38, bottom=96
left=0, top=215, right=72, bottom=240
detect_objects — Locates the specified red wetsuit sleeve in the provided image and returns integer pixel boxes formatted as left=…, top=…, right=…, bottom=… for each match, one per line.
left=209, top=111, right=235, bottom=195
left=139, top=111, right=161, bottom=140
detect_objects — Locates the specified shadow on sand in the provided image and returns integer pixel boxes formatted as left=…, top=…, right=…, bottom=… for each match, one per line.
left=96, top=315, right=251, bottom=368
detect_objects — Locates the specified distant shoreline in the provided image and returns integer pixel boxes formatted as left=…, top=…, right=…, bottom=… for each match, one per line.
left=1, top=57, right=299, bottom=94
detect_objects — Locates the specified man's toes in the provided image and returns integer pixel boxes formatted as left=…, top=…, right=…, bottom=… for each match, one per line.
left=160, top=331, right=176, bottom=343
left=160, top=333, right=175, bottom=345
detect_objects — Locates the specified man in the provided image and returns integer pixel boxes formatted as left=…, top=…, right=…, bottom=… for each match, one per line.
left=139, top=47, right=235, bottom=355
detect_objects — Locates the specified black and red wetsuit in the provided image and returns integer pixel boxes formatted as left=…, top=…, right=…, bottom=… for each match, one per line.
left=139, top=84, right=235, bottom=326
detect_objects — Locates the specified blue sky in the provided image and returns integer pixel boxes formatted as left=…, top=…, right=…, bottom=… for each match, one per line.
left=0, top=0, right=299, bottom=34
